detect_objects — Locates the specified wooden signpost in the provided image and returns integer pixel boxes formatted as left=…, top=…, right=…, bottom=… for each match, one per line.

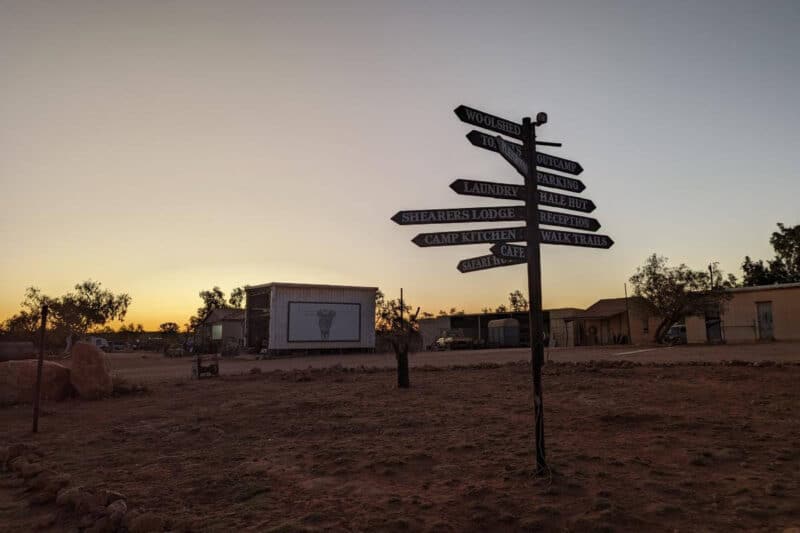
left=390, top=104, right=614, bottom=473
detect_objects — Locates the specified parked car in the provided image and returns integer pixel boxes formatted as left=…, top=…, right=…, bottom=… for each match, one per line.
left=664, top=324, right=687, bottom=345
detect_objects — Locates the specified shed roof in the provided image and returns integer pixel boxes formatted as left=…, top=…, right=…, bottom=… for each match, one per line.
left=202, top=308, right=245, bottom=324
left=726, top=281, right=800, bottom=293
left=245, top=282, right=378, bottom=292
left=569, top=297, right=647, bottom=320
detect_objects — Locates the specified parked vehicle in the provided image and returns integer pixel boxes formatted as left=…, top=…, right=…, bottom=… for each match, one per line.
left=664, top=324, right=687, bottom=345
left=431, top=329, right=483, bottom=351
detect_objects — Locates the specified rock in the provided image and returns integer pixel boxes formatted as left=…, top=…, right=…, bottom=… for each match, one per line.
left=9, top=456, right=30, bottom=473
left=56, top=486, right=84, bottom=508
left=0, top=359, right=71, bottom=404
left=19, top=460, right=45, bottom=479
left=128, top=511, right=166, bottom=533
left=0, top=341, right=36, bottom=362
left=107, top=498, right=127, bottom=515
left=99, top=488, right=126, bottom=505
left=69, top=342, right=112, bottom=400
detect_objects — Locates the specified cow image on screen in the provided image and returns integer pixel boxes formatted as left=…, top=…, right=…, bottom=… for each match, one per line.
left=316, top=309, right=337, bottom=340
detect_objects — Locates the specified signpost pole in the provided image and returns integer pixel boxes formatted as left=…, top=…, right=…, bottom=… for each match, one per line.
left=32, top=304, right=48, bottom=434
left=522, top=117, right=547, bottom=472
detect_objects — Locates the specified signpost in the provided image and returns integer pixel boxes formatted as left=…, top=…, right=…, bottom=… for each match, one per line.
left=390, top=104, right=614, bottom=474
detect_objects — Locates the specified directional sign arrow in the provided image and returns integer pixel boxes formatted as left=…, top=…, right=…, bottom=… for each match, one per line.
left=393, top=205, right=600, bottom=231
left=540, top=228, right=613, bottom=248
left=412, top=226, right=526, bottom=247
left=450, top=179, right=525, bottom=200
left=490, top=242, right=528, bottom=261
left=454, top=105, right=523, bottom=140
left=466, top=130, right=584, bottom=175
left=496, top=135, right=529, bottom=178
left=537, top=189, right=596, bottom=213
left=391, top=206, right=525, bottom=225
left=457, top=254, right=525, bottom=273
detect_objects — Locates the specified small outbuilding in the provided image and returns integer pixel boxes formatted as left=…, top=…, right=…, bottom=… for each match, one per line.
left=488, top=318, right=520, bottom=347
left=245, top=282, right=377, bottom=355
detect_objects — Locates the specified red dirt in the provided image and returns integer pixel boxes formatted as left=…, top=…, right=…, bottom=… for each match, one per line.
left=2, top=362, right=800, bottom=532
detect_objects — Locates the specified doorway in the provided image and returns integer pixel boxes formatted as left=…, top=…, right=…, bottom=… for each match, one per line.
left=756, top=301, right=774, bottom=341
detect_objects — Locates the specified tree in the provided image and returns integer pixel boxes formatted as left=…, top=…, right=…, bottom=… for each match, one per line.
left=375, top=291, right=419, bottom=388
left=188, top=286, right=228, bottom=331
left=508, top=290, right=529, bottom=312
left=1, top=281, right=130, bottom=349
left=229, top=287, right=245, bottom=308
left=420, top=311, right=434, bottom=319
left=741, top=223, right=800, bottom=286
left=481, top=306, right=493, bottom=314
left=629, top=254, right=731, bottom=343
left=495, top=304, right=508, bottom=313
left=159, top=322, right=180, bottom=336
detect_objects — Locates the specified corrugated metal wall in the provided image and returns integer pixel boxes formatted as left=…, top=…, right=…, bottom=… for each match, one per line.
left=268, top=286, right=376, bottom=350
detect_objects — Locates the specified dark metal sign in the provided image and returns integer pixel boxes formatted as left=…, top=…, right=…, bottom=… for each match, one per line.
left=394, top=205, right=600, bottom=231
left=450, top=178, right=524, bottom=200
left=412, top=226, right=526, bottom=247
left=454, top=105, right=523, bottom=140
left=537, top=189, right=595, bottom=213
left=457, top=254, right=525, bottom=273
left=392, top=206, right=525, bottom=225
left=467, top=130, right=584, bottom=175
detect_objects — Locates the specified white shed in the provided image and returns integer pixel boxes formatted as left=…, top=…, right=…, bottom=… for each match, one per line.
left=245, top=282, right=377, bottom=354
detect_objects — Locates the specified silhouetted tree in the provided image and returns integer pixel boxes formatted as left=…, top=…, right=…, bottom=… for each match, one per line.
left=1, top=282, right=130, bottom=350
left=630, top=254, right=731, bottom=343
left=376, top=293, right=419, bottom=388
left=741, top=223, right=800, bottom=286
left=508, top=290, right=529, bottom=312
left=229, top=287, right=245, bottom=308
left=188, top=286, right=229, bottom=331
left=159, top=322, right=180, bottom=336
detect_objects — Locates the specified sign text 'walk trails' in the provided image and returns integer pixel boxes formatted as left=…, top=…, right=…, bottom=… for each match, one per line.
left=393, top=206, right=601, bottom=232
left=490, top=230, right=614, bottom=260
left=457, top=254, right=525, bottom=273
left=466, top=130, right=584, bottom=175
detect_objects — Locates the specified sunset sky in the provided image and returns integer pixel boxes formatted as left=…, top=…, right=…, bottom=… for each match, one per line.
left=2, top=1, right=799, bottom=330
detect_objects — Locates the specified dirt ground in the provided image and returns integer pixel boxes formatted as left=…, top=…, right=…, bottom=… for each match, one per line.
left=2, top=360, right=799, bottom=532
left=105, top=341, right=800, bottom=383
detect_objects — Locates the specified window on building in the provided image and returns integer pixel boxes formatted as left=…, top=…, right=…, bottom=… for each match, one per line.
left=642, top=318, right=649, bottom=333
left=212, top=324, right=223, bottom=341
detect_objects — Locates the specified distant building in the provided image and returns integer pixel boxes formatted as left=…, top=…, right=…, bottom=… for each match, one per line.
left=197, top=308, right=245, bottom=351
left=686, top=282, right=800, bottom=343
left=244, top=282, right=377, bottom=355
left=565, top=297, right=659, bottom=346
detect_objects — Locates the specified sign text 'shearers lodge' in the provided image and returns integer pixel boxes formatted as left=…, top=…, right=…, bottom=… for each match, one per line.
left=393, top=206, right=601, bottom=231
